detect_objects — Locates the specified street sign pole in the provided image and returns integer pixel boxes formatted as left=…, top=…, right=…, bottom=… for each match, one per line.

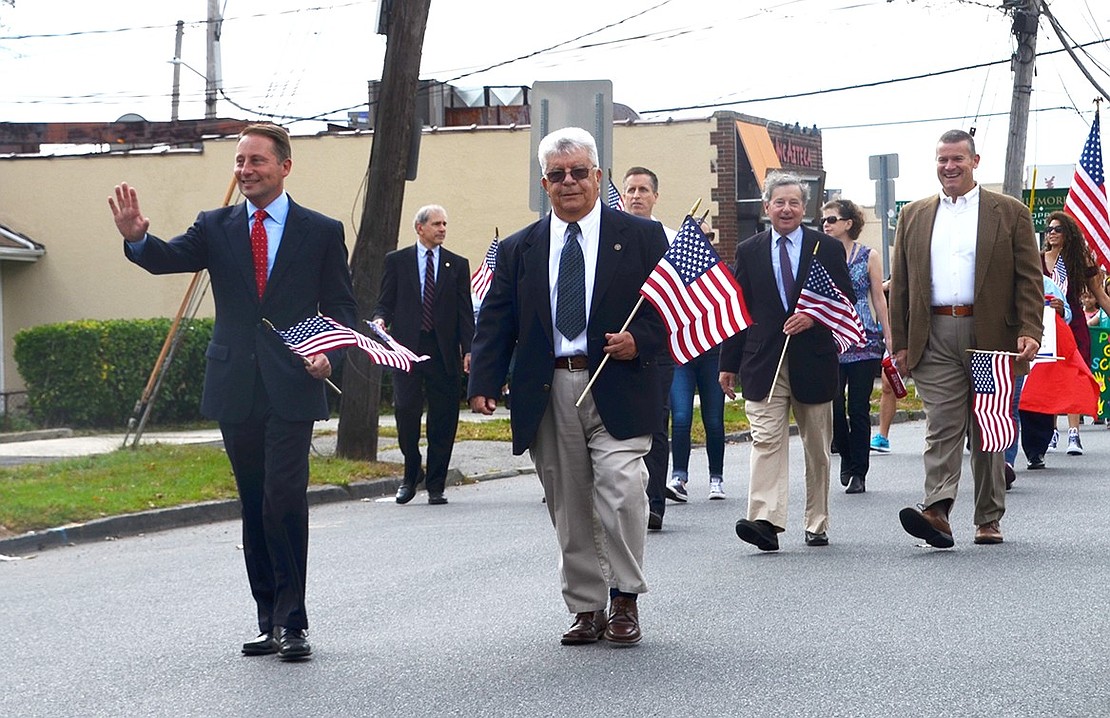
left=869, top=153, right=899, bottom=279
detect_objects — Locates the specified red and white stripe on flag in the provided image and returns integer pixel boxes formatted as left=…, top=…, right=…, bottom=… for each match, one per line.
left=640, top=216, right=751, bottom=364
left=1064, top=109, right=1110, bottom=271
left=470, top=237, right=498, bottom=302
left=970, top=351, right=1016, bottom=453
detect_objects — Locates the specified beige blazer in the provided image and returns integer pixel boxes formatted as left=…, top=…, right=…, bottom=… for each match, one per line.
left=889, top=186, right=1044, bottom=373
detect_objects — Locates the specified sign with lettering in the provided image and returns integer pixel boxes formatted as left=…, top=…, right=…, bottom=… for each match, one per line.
left=1021, top=188, right=1069, bottom=233
left=1089, top=327, right=1110, bottom=420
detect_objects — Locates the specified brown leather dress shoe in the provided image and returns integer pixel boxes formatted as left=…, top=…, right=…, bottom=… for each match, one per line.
left=974, top=520, right=1004, bottom=544
left=604, top=596, right=642, bottom=645
left=560, top=610, right=607, bottom=645
left=899, top=504, right=955, bottom=548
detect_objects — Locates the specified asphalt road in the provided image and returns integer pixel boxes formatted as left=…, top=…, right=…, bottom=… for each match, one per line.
left=5, top=418, right=1110, bottom=717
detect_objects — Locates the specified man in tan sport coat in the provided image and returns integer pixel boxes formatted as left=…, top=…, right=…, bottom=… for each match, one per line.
left=889, top=129, right=1043, bottom=548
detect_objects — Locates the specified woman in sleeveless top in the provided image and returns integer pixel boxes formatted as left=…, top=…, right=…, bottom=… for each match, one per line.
left=1041, top=211, right=1110, bottom=455
left=820, top=199, right=891, bottom=494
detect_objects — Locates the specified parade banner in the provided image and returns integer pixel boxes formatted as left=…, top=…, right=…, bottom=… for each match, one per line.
left=1090, top=327, right=1110, bottom=420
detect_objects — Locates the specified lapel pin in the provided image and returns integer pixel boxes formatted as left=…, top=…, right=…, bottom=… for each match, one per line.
left=614, top=243, right=622, bottom=251
left=445, top=261, right=451, bottom=268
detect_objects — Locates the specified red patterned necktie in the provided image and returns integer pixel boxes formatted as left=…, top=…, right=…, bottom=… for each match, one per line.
left=421, top=248, right=436, bottom=331
left=251, top=209, right=269, bottom=298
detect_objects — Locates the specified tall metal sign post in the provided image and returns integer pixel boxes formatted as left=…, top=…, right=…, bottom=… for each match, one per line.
left=869, top=153, right=898, bottom=279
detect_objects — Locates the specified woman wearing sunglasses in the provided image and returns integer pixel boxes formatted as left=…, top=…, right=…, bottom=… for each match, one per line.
left=820, top=199, right=891, bottom=494
left=1040, top=212, right=1110, bottom=454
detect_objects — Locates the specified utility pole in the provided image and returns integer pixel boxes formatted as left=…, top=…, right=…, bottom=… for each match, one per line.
left=1002, top=0, right=1040, bottom=199
left=205, top=0, right=222, bottom=119
left=336, top=0, right=432, bottom=461
left=171, top=20, right=184, bottom=122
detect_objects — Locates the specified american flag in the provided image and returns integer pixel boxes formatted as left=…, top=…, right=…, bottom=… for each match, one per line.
left=639, top=215, right=751, bottom=364
left=795, top=257, right=865, bottom=353
left=970, top=351, right=1016, bottom=452
left=363, top=320, right=428, bottom=364
left=470, top=236, right=498, bottom=302
left=1064, top=109, right=1110, bottom=270
left=273, top=315, right=421, bottom=372
left=607, top=178, right=625, bottom=212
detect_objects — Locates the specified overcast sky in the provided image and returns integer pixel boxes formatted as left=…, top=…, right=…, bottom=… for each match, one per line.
left=2, top=0, right=1108, bottom=203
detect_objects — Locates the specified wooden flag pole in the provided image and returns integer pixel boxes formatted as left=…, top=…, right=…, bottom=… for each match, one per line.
left=574, top=198, right=702, bottom=407
left=767, top=240, right=820, bottom=398
left=122, top=175, right=237, bottom=449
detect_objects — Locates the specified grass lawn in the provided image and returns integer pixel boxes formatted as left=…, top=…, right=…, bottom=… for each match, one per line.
left=0, top=444, right=402, bottom=537
left=1, top=385, right=920, bottom=538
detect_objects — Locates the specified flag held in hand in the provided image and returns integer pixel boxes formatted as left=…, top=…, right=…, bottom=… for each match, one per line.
left=640, top=215, right=751, bottom=364
left=795, top=258, right=865, bottom=353
left=470, top=236, right=499, bottom=302
left=970, top=351, right=1016, bottom=453
left=272, top=315, right=424, bottom=372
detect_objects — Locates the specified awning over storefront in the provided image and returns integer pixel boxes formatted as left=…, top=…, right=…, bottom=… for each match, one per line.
left=0, top=224, right=45, bottom=262
left=735, top=120, right=782, bottom=191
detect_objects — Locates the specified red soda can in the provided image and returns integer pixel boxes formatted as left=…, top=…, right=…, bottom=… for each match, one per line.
left=882, top=350, right=908, bottom=398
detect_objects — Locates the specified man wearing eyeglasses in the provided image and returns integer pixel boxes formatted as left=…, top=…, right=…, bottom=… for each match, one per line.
left=719, top=171, right=855, bottom=551
left=889, top=129, right=1042, bottom=547
left=468, top=127, right=668, bottom=646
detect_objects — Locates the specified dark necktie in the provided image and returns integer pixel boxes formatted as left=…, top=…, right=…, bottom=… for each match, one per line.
left=251, top=209, right=269, bottom=298
left=777, top=235, right=795, bottom=307
left=555, top=222, right=586, bottom=340
left=421, top=248, right=436, bottom=331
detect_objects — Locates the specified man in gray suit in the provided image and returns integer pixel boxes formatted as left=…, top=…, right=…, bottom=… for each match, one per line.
left=890, top=129, right=1042, bottom=547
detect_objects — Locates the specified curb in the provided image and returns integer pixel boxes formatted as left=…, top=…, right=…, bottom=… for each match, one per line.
left=0, top=464, right=537, bottom=558
left=1, top=411, right=924, bottom=557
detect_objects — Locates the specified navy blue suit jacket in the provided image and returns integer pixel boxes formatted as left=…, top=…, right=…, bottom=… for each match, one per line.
left=372, top=244, right=474, bottom=376
left=468, top=204, right=669, bottom=455
left=125, top=197, right=357, bottom=423
left=719, top=226, right=854, bottom=404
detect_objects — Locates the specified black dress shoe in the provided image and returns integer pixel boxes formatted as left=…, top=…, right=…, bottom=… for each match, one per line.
left=427, top=491, right=448, bottom=505
left=241, top=631, right=278, bottom=656
left=839, top=471, right=850, bottom=487
left=734, top=518, right=779, bottom=551
left=804, top=530, right=829, bottom=546
left=396, top=481, right=416, bottom=504
left=845, top=476, right=865, bottom=494
left=276, top=627, right=312, bottom=661
left=648, top=511, right=663, bottom=531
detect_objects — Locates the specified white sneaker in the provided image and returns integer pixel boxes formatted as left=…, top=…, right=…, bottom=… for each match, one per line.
left=708, top=478, right=725, bottom=500
left=1067, top=428, right=1084, bottom=456
left=665, top=476, right=689, bottom=503
left=1047, top=428, right=1059, bottom=452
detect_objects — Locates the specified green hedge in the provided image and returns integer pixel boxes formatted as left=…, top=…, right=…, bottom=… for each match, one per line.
left=13, top=318, right=213, bottom=429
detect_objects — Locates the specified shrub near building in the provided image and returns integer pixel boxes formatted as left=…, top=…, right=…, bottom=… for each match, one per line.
left=14, top=318, right=212, bottom=429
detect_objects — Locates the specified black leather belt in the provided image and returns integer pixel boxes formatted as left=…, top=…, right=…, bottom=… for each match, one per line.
left=932, top=305, right=973, bottom=317
left=554, top=355, right=589, bottom=371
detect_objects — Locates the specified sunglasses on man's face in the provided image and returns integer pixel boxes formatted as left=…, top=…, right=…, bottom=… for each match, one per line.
left=544, top=167, right=592, bottom=183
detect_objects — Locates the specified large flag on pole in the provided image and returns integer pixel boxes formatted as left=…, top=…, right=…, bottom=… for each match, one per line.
left=1064, top=108, right=1110, bottom=270
left=272, top=315, right=423, bottom=372
left=639, top=215, right=751, bottom=364
left=606, top=178, right=625, bottom=212
left=470, top=236, right=498, bottom=302
left=970, top=351, right=1016, bottom=452
left=795, top=257, right=865, bottom=353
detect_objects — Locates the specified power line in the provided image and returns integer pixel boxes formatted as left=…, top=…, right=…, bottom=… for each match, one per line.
left=639, top=37, right=1108, bottom=115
